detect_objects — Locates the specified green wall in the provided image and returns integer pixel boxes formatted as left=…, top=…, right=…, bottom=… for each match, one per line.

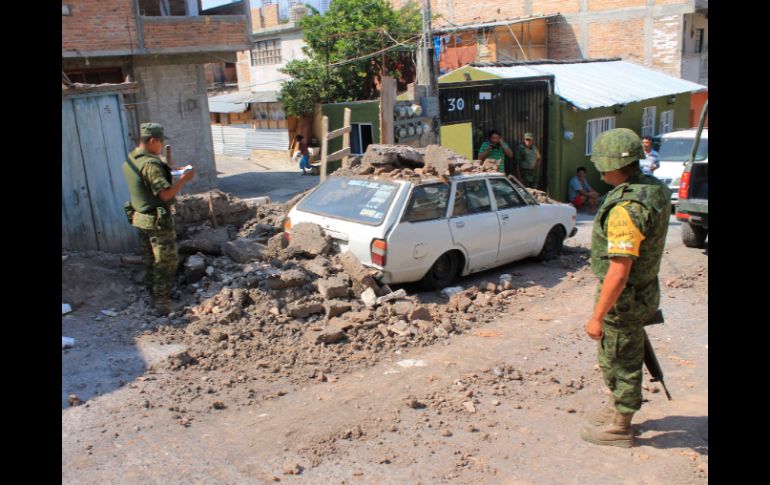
left=439, top=65, right=502, bottom=84
left=549, top=93, right=692, bottom=201
left=322, top=100, right=380, bottom=172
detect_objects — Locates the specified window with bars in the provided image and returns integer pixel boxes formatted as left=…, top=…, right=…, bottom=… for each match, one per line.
left=642, top=106, right=656, bottom=138
left=251, top=39, right=282, bottom=66
left=585, top=116, right=616, bottom=156
left=659, top=110, right=674, bottom=134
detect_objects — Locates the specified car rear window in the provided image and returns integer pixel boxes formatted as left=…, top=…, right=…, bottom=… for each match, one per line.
left=296, top=176, right=399, bottom=225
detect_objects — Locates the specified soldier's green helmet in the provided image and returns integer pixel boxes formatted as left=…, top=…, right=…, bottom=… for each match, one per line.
left=590, top=128, right=643, bottom=172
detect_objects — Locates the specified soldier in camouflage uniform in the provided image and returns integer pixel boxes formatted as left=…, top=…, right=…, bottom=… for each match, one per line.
left=122, top=123, right=195, bottom=315
left=581, top=128, right=671, bottom=448
left=515, top=133, right=542, bottom=188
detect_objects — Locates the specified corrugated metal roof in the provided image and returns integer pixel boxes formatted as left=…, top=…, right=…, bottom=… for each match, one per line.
left=471, top=60, right=707, bottom=110
left=208, top=91, right=280, bottom=113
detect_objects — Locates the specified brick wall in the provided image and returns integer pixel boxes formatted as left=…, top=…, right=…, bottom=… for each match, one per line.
left=263, top=4, right=280, bottom=28
left=532, top=1, right=580, bottom=15
left=236, top=51, right=252, bottom=90
left=587, top=18, right=645, bottom=61
left=652, top=15, right=682, bottom=76
left=62, top=0, right=137, bottom=53
left=587, top=0, right=647, bottom=10
left=143, top=17, right=247, bottom=49
left=548, top=20, right=582, bottom=59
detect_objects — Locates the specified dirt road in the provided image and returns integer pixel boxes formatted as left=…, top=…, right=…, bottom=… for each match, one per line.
left=62, top=215, right=707, bottom=484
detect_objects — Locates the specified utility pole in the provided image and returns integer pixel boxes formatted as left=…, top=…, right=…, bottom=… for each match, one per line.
left=417, top=0, right=437, bottom=95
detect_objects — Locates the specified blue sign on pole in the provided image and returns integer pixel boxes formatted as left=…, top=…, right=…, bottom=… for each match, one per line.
left=433, top=36, right=441, bottom=61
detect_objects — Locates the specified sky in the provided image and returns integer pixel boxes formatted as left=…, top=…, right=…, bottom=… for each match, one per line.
left=201, top=1, right=327, bottom=14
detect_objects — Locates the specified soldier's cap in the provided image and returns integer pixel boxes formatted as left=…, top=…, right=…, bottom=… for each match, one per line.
left=524, top=133, right=534, bottom=140
left=140, top=122, right=171, bottom=140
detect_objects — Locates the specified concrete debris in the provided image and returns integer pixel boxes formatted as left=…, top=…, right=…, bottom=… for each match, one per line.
left=397, top=359, right=428, bottom=368
left=223, top=238, right=268, bottom=264
left=62, top=303, right=72, bottom=315
left=62, top=337, right=75, bottom=349
left=463, top=401, right=477, bottom=413
left=306, top=326, right=346, bottom=344
left=286, top=223, right=331, bottom=257
left=177, top=227, right=230, bottom=255
left=361, top=287, right=379, bottom=308
left=316, top=276, right=350, bottom=299
left=101, top=309, right=118, bottom=317
left=338, top=251, right=383, bottom=296
left=68, top=394, right=81, bottom=406
left=265, top=269, right=306, bottom=290
left=363, top=144, right=425, bottom=167
left=184, top=255, right=207, bottom=284
left=392, top=300, right=414, bottom=316
left=288, top=302, right=324, bottom=319
left=442, top=286, right=464, bottom=298
left=409, top=306, right=433, bottom=323
left=377, top=288, right=408, bottom=304
left=325, top=300, right=352, bottom=319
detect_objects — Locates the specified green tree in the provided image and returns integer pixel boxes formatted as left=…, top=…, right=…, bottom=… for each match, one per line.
left=279, top=0, right=421, bottom=117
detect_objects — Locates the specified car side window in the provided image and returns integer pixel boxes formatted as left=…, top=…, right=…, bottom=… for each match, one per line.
left=490, top=178, right=526, bottom=210
left=507, top=176, right=539, bottom=205
left=403, top=183, right=450, bottom=222
left=453, top=180, right=492, bottom=217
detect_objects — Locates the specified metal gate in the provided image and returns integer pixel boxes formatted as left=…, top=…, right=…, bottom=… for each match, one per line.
left=62, top=92, right=137, bottom=252
left=439, top=78, right=551, bottom=189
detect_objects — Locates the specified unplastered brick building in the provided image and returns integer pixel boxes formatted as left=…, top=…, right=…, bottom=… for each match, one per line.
left=390, top=0, right=707, bottom=84
left=62, top=0, right=252, bottom=193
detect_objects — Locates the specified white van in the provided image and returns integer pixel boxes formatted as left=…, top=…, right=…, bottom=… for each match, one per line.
left=286, top=173, right=577, bottom=289
left=654, top=128, right=708, bottom=206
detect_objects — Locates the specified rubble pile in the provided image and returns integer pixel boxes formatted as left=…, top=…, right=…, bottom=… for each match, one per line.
left=158, top=217, right=529, bottom=382
left=331, top=144, right=566, bottom=204
left=332, top=144, right=500, bottom=182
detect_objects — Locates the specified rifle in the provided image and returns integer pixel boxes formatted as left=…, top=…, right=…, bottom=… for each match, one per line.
left=643, top=309, right=672, bottom=400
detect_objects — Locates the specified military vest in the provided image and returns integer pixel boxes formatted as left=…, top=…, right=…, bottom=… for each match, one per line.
left=518, top=145, right=539, bottom=169
left=591, top=173, right=671, bottom=286
left=122, top=148, right=172, bottom=214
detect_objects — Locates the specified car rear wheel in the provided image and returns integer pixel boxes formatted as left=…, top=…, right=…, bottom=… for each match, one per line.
left=537, top=226, right=566, bottom=261
left=682, top=223, right=707, bottom=248
left=421, top=251, right=460, bottom=290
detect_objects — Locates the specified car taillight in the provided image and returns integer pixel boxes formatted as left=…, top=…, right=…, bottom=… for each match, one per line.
left=283, top=217, right=292, bottom=241
left=676, top=212, right=690, bottom=221
left=678, top=171, right=691, bottom=200
left=371, top=239, right=387, bottom=267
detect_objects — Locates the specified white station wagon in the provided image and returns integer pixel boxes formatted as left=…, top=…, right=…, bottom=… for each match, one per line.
left=286, top=172, right=577, bottom=289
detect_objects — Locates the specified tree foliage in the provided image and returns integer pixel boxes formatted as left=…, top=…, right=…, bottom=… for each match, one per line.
left=279, top=0, right=422, bottom=116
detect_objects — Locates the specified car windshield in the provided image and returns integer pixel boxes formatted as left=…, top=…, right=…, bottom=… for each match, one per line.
left=658, top=137, right=708, bottom=162
left=296, top=176, right=399, bottom=226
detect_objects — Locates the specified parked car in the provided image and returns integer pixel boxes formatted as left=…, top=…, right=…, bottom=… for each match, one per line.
left=286, top=172, right=577, bottom=289
left=654, top=128, right=708, bottom=208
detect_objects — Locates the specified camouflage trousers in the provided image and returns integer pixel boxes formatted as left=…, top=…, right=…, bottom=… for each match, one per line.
left=137, top=225, right=178, bottom=299
left=597, top=319, right=645, bottom=414
left=520, top=169, right=539, bottom=189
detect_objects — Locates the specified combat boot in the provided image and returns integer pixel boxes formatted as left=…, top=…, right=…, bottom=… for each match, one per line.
left=150, top=295, right=173, bottom=316
left=587, top=401, right=616, bottom=427
left=580, top=411, right=635, bottom=448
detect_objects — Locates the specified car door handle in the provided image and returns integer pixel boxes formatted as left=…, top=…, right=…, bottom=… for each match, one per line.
left=455, top=221, right=465, bottom=228
left=501, top=214, right=509, bottom=220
